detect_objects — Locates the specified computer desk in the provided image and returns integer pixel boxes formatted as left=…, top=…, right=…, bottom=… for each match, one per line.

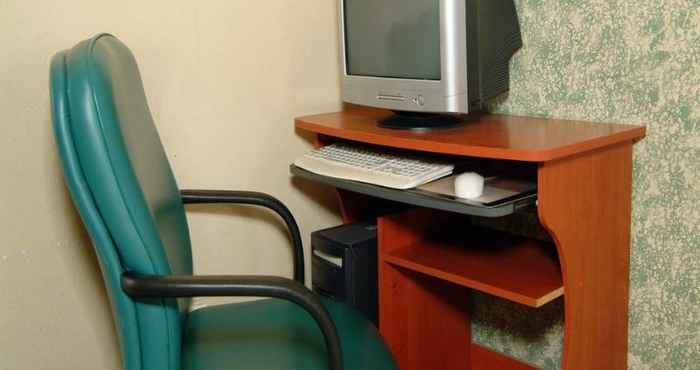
left=294, top=106, right=646, bottom=370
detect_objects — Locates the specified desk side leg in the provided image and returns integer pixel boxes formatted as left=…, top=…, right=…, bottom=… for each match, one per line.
left=538, top=143, right=633, bottom=370
left=378, top=210, right=471, bottom=370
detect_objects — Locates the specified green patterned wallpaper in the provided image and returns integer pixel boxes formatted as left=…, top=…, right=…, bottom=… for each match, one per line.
left=472, top=0, right=700, bottom=369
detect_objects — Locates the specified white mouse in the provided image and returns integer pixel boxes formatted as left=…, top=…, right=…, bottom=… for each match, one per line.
left=454, top=172, right=484, bottom=199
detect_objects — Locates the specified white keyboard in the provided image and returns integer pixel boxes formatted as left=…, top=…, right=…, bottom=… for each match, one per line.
left=294, top=143, right=454, bottom=189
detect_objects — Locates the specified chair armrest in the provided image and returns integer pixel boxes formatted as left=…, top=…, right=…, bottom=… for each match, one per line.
left=180, top=189, right=304, bottom=283
left=121, top=272, right=343, bottom=370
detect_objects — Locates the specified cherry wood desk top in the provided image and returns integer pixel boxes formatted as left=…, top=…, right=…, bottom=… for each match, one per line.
left=296, top=109, right=646, bottom=162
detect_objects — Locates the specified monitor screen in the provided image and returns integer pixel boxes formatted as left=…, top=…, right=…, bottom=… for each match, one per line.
left=343, top=0, right=441, bottom=81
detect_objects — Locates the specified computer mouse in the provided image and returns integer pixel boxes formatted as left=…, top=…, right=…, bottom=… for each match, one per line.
left=454, top=172, right=484, bottom=199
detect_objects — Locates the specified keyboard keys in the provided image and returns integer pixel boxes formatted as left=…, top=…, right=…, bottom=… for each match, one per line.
left=294, top=143, right=454, bottom=189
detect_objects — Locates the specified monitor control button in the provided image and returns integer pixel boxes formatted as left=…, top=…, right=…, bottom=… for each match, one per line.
left=416, top=95, right=425, bottom=106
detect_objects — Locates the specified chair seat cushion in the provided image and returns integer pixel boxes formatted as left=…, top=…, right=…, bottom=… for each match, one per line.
left=182, top=297, right=397, bottom=370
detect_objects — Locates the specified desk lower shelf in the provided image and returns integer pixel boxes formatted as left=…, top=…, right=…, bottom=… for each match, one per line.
left=378, top=209, right=559, bottom=370
left=291, top=165, right=536, bottom=218
left=383, top=227, right=562, bottom=308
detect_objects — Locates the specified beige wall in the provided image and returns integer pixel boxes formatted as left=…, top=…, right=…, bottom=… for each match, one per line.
left=0, top=1, right=342, bottom=369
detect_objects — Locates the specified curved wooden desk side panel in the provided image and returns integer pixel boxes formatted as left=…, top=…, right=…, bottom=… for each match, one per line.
left=538, top=143, right=633, bottom=370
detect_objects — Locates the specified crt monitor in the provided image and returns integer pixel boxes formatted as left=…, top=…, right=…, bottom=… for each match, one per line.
left=339, top=0, right=522, bottom=128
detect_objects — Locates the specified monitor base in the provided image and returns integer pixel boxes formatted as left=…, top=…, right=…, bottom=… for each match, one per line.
left=377, top=112, right=463, bottom=130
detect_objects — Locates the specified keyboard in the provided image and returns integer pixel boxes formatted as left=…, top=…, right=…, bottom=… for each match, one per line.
left=294, top=143, right=455, bottom=189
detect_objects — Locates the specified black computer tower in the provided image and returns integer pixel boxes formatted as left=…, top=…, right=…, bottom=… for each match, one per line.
left=311, top=222, right=378, bottom=326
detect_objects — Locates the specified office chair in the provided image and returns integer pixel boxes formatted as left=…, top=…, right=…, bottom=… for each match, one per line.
left=50, top=33, right=396, bottom=370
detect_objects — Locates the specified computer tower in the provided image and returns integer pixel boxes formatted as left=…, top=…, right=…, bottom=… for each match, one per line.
left=311, top=222, right=378, bottom=326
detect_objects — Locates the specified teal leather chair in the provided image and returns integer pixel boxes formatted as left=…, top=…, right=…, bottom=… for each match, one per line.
left=50, top=34, right=396, bottom=370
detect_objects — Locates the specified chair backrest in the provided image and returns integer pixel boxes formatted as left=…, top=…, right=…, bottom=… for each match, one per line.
left=50, top=34, right=192, bottom=370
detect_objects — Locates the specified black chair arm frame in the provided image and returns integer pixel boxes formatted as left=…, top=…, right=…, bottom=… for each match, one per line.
left=121, top=272, right=343, bottom=370
left=180, top=189, right=304, bottom=283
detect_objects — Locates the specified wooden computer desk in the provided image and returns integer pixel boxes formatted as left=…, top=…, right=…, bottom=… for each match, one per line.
left=294, top=107, right=646, bottom=370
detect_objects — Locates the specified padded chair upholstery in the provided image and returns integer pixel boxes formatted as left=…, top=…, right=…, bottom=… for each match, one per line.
left=51, top=33, right=188, bottom=370
left=51, top=33, right=396, bottom=370
left=183, top=298, right=395, bottom=370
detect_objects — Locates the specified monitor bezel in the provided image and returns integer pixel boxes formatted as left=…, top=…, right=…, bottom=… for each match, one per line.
left=339, top=0, right=469, bottom=114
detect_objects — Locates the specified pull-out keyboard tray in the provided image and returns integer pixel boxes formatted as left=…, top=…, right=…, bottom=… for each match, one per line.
left=291, top=165, right=536, bottom=218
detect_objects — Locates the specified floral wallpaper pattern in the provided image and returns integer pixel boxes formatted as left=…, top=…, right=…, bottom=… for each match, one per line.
left=472, top=0, right=700, bottom=369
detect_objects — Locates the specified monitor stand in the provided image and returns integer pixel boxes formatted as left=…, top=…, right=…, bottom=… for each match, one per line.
left=377, top=111, right=463, bottom=130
